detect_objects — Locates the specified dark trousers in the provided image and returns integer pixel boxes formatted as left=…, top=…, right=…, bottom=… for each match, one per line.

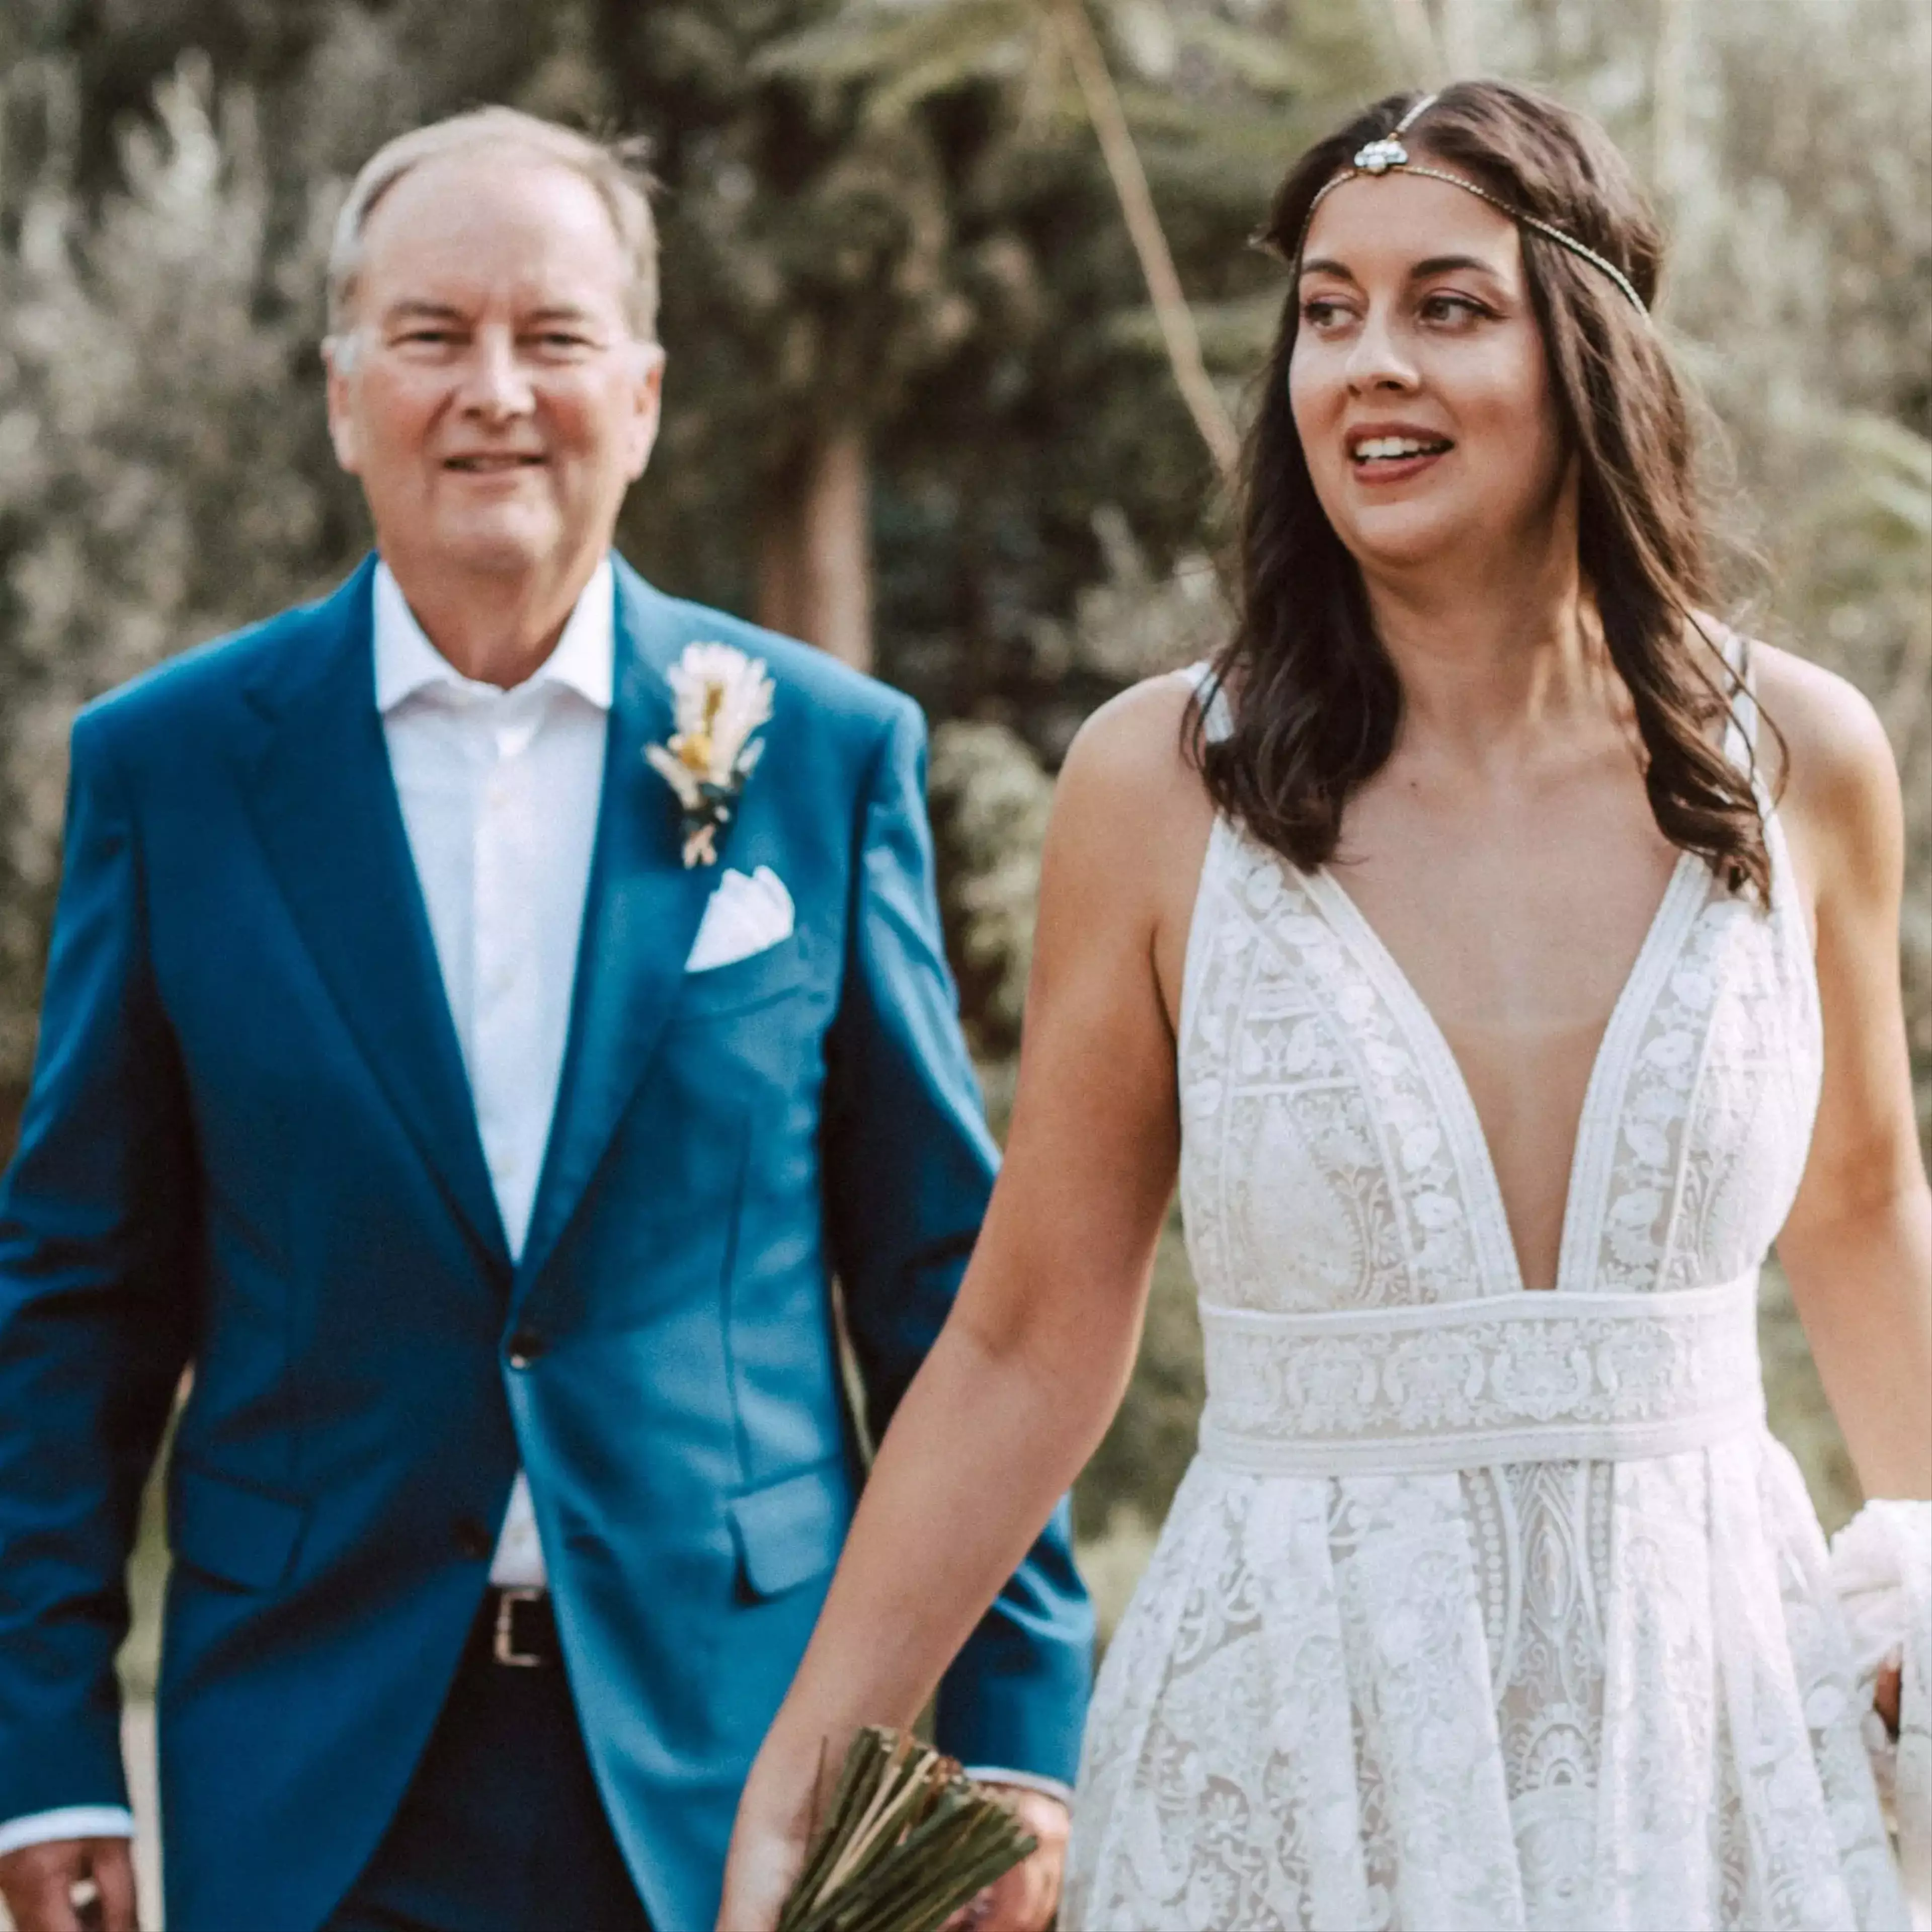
left=327, top=1593, right=652, bottom=1932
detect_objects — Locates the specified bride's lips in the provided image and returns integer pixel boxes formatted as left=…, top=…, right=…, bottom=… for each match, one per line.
left=1344, top=421, right=1455, bottom=488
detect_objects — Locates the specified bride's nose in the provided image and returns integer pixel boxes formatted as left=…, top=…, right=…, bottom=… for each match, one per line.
left=1345, top=306, right=1420, bottom=395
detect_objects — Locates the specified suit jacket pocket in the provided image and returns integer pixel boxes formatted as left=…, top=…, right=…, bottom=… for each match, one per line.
left=727, top=1457, right=854, bottom=1600
left=169, top=1461, right=309, bottom=1592
left=679, top=932, right=812, bottom=1022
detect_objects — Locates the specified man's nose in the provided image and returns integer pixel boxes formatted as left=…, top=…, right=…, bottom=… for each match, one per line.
left=457, top=328, right=535, bottom=420
left=1344, top=306, right=1418, bottom=394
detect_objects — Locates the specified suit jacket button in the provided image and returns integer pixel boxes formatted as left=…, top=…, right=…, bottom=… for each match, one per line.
left=454, top=1516, right=494, bottom=1561
left=506, top=1330, right=545, bottom=1369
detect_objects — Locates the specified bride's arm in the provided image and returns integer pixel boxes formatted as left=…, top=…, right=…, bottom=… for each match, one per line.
left=1762, top=646, right=1930, bottom=1505
left=716, top=682, right=1208, bottom=1931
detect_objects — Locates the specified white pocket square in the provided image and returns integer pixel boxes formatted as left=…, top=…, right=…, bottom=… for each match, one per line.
left=685, top=865, right=795, bottom=973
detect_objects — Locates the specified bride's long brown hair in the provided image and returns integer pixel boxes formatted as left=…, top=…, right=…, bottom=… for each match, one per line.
left=1196, top=79, right=1774, bottom=901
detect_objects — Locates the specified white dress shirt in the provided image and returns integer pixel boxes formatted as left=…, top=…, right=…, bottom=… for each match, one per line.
left=375, top=555, right=613, bottom=1587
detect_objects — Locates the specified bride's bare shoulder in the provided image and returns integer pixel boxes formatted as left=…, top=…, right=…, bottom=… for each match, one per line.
left=1043, top=670, right=1217, bottom=927
left=1750, top=641, right=1896, bottom=802
left=1057, top=670, right=1211, bottom=803
left=1748, top=639, right=1902, bottom=904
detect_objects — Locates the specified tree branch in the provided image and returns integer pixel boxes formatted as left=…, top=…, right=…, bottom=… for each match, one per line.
left=1050, top=0, right=1240, bottom=484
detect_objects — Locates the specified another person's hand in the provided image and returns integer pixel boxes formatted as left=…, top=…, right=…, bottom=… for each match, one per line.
left=941, top=1787, right=1069, bottom=1932
left=1875, top=1659, right=1903, bottom=1736
left=0, top=1837, right=139, bottom=1932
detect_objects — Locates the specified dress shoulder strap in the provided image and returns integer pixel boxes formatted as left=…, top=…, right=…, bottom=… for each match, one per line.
left=1718, top=624, right=1761, bottom=770
left=1183, top=660, right=1236, bottom=744
left=1715, top=622, right=1769, bottom=788
left=1715, top=625, right=1812, bottom=959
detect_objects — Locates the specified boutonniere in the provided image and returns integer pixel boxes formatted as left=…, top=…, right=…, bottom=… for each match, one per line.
left=645, top=641, right=775, bottom=867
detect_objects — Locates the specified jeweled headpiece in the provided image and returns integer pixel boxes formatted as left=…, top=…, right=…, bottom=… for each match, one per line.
left=1297, top=94, right=1650, bottom=318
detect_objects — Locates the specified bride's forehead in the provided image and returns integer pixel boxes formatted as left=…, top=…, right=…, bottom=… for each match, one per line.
left=1300, top=172, right=1522, bottom=279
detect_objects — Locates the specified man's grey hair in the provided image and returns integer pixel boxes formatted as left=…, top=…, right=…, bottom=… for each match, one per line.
left=326, top=107, right=659, bottom=358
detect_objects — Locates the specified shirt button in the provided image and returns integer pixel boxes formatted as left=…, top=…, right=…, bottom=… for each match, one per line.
left=454, top=1516, right=494, bottom=1561
left=507, top=1331, right=546, bottom=1370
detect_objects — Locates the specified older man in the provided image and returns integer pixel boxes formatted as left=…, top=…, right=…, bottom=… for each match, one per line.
left=0, top=109, right=1089, bottom=1932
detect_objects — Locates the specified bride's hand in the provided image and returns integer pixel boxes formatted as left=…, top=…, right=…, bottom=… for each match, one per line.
left=715, top=1731, right=826, bottom=1932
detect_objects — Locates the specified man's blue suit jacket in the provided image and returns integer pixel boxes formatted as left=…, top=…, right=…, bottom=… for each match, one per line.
left=0, top=557, right=1092, bottom=1932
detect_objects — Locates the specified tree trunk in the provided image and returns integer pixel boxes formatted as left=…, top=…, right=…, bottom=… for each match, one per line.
left=756, top=423, right=873, bottom=672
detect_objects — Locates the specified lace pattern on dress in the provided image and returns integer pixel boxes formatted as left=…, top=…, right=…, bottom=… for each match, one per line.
left=1179, top=822, right=1490, bottom=1314
left=1198, top=1274, right=1764, bottom=1475
left=1065, top=660, right=1903, bottom=1930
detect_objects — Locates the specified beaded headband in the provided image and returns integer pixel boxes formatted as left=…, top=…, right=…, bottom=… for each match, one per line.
left=1297, top=94, right=1650, bottom=318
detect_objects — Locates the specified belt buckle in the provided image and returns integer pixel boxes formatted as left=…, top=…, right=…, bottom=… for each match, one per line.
left=493, top=1586, right=546, bottom=1668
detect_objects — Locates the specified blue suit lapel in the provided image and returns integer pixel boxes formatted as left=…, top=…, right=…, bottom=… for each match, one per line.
left=515, top=562, right=718, bottom=1294
left=243, top=560, right=511, bottom=1272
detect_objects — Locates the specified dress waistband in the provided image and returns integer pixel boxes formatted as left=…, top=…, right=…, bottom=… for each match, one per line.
left=1196, top=1272, right=1763, bottom=1476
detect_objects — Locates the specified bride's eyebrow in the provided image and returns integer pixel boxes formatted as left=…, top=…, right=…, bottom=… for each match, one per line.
left=1298, top=254, right=1509, bottom=285
left=1410, top=253, right=1505, bottom=281
left=1298, top=255, right=1507, bottom=284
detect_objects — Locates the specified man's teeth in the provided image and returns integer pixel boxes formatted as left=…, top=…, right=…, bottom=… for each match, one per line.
left=1353, top=437, right=1449, bottom=461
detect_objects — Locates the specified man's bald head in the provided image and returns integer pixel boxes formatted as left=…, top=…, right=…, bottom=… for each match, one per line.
left=327, top=107, right=658, bottom=351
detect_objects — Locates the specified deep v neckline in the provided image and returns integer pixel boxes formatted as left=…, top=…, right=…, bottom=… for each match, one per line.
left=1302, top=852, right=1710, bottom=1296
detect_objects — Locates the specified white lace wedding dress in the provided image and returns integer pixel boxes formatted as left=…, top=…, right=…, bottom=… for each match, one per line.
left=1063, top=665, right=1912, bottom=1930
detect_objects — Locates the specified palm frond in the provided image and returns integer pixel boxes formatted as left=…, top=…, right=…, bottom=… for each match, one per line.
left=751, top=0, right=1036, bottom=105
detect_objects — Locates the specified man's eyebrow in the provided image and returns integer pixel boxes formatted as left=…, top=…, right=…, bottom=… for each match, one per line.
left=522, top=304, right=604, bottom=328
left=376, top=300, right=609, bottom=331
left=380, top=299, right=467, bottom=326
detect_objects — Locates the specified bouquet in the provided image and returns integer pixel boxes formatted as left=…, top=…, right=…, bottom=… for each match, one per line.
left=776, top=1727, right=1039, bottom=1932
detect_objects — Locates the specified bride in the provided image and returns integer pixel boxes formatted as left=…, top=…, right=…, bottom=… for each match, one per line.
left=720, top=80, right=1930, bottom=1931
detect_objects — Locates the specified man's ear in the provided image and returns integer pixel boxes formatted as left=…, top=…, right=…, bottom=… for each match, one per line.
left=623, top=344, right=667, bottom=482
left=323, top=337, right=363, bottom=477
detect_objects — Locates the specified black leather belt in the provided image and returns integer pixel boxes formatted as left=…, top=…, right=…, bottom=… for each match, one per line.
left=487, top=1586, right=559, bottom=1668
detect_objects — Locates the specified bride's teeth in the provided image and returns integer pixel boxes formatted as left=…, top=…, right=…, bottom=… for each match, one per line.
left=1354, top=437, right=1442, bottom=461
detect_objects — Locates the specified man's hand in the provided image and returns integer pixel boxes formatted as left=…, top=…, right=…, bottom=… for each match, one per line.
left=0, top=1838, right=138, bottom=1932
left=942, top=1787, right=1068, bottom=1932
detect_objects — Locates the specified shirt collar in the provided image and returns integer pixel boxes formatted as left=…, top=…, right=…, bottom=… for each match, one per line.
left=372, top=555, right=616, bottom=715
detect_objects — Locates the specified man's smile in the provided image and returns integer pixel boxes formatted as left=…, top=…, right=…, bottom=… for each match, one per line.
left=443, top=451, right=547, bottom=472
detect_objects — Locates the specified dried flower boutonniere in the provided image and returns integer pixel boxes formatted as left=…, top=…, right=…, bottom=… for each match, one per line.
left=645, top=641, right=775, bottom=867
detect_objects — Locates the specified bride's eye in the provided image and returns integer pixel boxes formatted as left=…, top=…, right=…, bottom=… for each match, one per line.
left=1419, top=292, right=1488, bottom=327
